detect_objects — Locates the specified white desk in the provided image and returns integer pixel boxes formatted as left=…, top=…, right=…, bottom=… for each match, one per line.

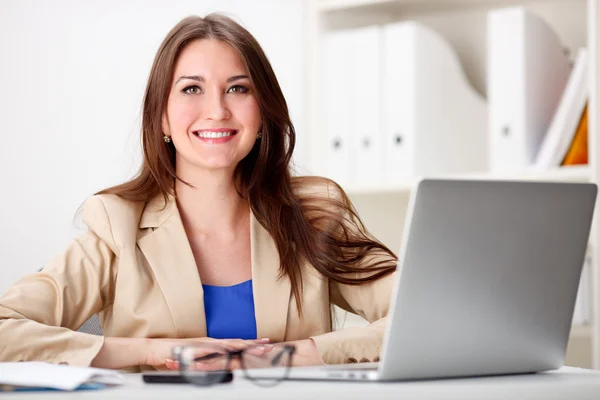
left=4, top=367, right=600, bottom=399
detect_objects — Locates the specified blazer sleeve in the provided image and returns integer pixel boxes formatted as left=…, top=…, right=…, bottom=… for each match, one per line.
left=0, top=196, right=118, bottom=366
left=310, top=267, right=396, bottom=365
left=303, top=179, right=396, bottom=364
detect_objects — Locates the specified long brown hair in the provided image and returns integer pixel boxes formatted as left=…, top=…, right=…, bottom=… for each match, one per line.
left=97, top=14, right=397, bottom=314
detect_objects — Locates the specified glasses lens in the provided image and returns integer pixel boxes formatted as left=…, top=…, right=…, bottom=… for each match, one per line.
left=177, top=344, right=232, bottom=386
left=242, top=345, right=292, bottom=384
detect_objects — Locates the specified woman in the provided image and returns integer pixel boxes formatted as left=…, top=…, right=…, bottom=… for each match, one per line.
left=0, top=13, right=397, bottom=371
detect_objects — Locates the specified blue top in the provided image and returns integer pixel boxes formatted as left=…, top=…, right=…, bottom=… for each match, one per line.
left=202, top=279, right=258, bottom=340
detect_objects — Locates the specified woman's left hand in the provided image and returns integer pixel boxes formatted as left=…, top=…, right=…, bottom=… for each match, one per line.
left=284, top=338, right=324, bottom=367
left=164, top=338, right=324, bottom=370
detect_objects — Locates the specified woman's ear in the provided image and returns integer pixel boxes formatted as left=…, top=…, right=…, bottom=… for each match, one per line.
left=162, top=113, right=170, bottom=136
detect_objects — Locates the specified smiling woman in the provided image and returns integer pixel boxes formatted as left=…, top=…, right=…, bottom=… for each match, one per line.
left=164, top=39, right=261, bottom=173
left=0, top=13, right=397, bottom=372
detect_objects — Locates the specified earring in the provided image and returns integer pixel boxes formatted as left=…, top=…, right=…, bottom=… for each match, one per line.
left=163, top=135, right=171, bottom=143
left=256, top=131, right=262, bottom=139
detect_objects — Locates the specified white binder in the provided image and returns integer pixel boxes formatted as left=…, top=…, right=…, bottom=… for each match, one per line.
left=324, top=29, right=355, bottom=186
left=382, top=22, right=414, bottom=182
left=382, top=21, right=487, bottom=183
left=487, top=7, right=572, bottom=172
left=352, top=25, right=384, bottom=186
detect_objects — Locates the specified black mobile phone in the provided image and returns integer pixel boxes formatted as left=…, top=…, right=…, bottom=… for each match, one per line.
left=142, top=371, right=234, bottom=385
left=142, top=371, right=188, bottom=384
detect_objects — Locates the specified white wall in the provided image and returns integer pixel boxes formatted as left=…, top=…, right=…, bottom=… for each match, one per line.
left=0, top=0, right=306, bottom=292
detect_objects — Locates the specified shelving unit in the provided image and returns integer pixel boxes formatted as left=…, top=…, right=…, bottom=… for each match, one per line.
left=306, top=0, right=600, bottom=369
left=343, top=165, right=591, bottom=195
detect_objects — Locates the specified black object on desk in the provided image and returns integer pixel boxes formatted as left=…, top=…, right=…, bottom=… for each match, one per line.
left=142, top=371, right=233, bottom=385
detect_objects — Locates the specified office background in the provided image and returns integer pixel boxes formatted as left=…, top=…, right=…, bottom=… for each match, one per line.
left=0, top=0, right=307, bottom=293
left=0, top=0, right=598, bottom=371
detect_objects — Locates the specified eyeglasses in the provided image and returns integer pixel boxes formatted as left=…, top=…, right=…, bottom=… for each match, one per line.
left=172, top=343, right=296, bottom=387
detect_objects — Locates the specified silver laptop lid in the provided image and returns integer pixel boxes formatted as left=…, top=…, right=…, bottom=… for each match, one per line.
left=379, top=179, right=597, bottom=380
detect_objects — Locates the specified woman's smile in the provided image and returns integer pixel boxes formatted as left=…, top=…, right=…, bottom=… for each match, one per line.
left=193, top=128, right=239, bottom=144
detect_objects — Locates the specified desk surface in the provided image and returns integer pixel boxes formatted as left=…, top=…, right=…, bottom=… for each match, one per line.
left=4, top=366, right=600, bottom=399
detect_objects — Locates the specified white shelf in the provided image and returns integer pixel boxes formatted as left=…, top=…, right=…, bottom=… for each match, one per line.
left=343, top=165, right=591, bottom=195
left=572, top=324, right=593, bottom=339
left=455, top=165, right=591, bottom=182
left=314, top=0, right=542, bottom=13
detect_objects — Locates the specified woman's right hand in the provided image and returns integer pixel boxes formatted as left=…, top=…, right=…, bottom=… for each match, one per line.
left=141, top=337, right=272, bottom=370
left=91, top=336, right=271, bottom=370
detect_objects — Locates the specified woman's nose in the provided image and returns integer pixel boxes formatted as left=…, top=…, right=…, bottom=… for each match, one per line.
left=203, top=92, right=231, bottom=121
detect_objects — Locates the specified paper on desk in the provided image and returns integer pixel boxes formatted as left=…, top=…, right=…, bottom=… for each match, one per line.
left=0, top=362, right=125, bottom=391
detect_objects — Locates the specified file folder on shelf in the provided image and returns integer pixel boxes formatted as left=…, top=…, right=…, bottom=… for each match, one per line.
left=352, top=25, right=385, bottom=186
left=487, top=6, right=572, bottom=172
left=323, top=29, right=355, bottom=186
left=323, top=26, right=384, bottom=187
left=382, top=21, right=487, bottom=184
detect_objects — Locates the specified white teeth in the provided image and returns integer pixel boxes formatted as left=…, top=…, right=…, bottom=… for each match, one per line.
left=196, top=131, right=234, bottom=138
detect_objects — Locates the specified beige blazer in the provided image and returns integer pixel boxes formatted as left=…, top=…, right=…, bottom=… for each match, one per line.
left=0, top=182, right=395, bottom=369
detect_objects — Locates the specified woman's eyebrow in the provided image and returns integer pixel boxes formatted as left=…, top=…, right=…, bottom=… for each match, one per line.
left=226, top=75, right=250, bottom=82
left=175, top=74, right=250, bottom=84
left=176, top=75, right=204, bottom=84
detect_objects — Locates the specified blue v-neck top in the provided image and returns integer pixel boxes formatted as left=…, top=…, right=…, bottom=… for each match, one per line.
left=202, top=279, right=258, bottom=340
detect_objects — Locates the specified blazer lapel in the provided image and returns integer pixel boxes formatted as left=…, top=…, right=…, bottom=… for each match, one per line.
left=137, top=195, right=207, bottom=338
left=136, top=194, right=292, bottom=342
left=251, top=212, right=291, bottom=343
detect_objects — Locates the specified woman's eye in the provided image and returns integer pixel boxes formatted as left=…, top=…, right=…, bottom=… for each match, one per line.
left=228, top=85, right=249, bottom=94
left=183, top=85, right=201, bottom=95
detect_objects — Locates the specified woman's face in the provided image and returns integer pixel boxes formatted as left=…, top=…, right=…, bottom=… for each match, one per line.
left=163, top=39, right=261, bottom=176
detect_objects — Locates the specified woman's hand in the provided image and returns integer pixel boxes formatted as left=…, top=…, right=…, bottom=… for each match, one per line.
left=164, top=339, right=323, bottom=371
left=143, top=337, right=272, bottom=370
left=159, top=338, right=323, bottom=371
left=283, top=339, right=324, bottom=367
left=91, top=336, right=271, bottom=370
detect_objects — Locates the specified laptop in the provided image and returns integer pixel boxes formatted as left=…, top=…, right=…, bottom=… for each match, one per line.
left=245, top=178, right=597, bottom=381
